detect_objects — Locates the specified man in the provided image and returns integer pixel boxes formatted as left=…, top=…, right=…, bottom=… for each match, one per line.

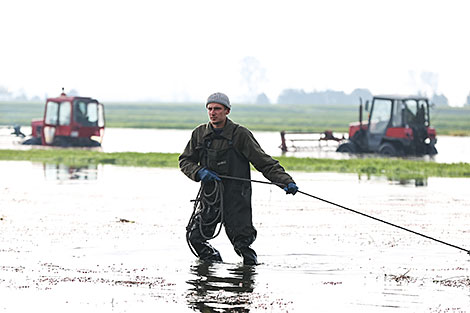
left=179, top=92, right=298, bottom=265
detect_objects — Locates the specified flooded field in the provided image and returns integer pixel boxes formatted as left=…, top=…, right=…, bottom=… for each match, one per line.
left=1, top=161, right=470, bottom=312
left=2, top=126, right=470, bottom=163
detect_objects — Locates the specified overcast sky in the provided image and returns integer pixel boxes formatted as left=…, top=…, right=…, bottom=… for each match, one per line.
left=1, top=0, right=469, bottom=106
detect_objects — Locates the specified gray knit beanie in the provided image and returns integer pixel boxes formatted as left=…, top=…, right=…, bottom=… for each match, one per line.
left=206, top=92, right=231, bottom=109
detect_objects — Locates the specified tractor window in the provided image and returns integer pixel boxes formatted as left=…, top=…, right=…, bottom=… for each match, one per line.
left=391, top=100, right=402, bottom=127
left=87, top=102, right=99, bottom=124
left=417, top=99, right=429, bottom=126
left=74, top=100, right=99, bottom=126
left=58, top=101, right=71, bottom=126
left=98, top=104, right=104, bottom=127
left=403, top=100, right=418, bottom=125
left=45, top=101, right=59, bottom=125
left=369, top=99, right=392, bottom=134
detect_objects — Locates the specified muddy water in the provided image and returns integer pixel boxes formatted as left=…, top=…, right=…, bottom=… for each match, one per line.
left=1, top=161, right=470, bottom=312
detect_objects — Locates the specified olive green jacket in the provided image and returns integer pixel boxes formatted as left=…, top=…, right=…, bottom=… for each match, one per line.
left=179, top=118, right=295, bottom=186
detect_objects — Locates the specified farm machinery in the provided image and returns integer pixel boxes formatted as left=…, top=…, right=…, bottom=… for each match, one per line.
left=336, top=95, right=437, bottom=156
left=23, top=89, right=105, bottom=147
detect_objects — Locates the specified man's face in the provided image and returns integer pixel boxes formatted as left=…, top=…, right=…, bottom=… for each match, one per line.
left=207, top=103, right=230, bottom=128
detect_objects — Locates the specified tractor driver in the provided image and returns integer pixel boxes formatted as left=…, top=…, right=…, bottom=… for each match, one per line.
left=404, top=104, right=416, bottom=126
left=74, top=104, right=88, bottom=125
left=179, top=92, right=298, bottom=265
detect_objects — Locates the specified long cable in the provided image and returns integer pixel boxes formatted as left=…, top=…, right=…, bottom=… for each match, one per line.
left=218, top=174, right=470, bottom=255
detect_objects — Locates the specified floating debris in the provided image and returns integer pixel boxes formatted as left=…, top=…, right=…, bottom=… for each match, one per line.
left=433, top=277, right=470, bottom=288
left=117, top=218, right=135, bottom=223
left=385, top=270, right=416, bottom=284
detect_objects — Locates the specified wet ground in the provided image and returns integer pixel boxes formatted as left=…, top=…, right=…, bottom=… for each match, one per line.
left=1, top=161, right=470, bottom=312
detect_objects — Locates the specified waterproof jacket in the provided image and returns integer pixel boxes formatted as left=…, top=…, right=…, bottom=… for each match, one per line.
left=179, top=118, right=295, bottom=187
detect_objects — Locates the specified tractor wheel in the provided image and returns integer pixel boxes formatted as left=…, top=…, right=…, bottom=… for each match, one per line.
left=21, top=137, right=42, bottom=145
left=378, top=143, right=403, bottom=157
left=336, top=142, right=357, bottom=153
left=427, top=144, right=438, bottom=155
left=53, top=137, right=72, bottom=147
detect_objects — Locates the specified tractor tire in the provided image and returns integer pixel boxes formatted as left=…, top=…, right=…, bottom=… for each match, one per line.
left=378, top=143, right=403, bottom=157
left=336, top=142, right=357, bottom=153
left=427, top=144, right=438, bottom=155
left=53, top=137, right=72, bottom=147
left=21, top=137, right=42, bottom=145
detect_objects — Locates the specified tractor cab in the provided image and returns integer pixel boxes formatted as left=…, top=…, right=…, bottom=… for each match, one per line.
left=29, top=90, right=105, bottom=146
left=337, top=95, right=437, bottom=156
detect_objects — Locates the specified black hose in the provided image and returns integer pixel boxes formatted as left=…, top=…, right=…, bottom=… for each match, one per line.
left=186, top=180, right=225, bottom=257
left=218, top=174, right=470, bottom=255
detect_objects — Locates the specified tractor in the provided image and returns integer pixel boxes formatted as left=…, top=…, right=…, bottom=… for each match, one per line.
left=336, top=95, right=437, bottom=156
left=23, top=89, right=105, bottom=147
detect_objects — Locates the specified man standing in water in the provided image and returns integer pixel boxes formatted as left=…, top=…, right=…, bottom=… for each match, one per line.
left=179, top=92, right=298, bottom=265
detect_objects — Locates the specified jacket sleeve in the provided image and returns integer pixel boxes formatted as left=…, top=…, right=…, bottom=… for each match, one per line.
left=236, top=127, right=295, bottom=186
left=178, top=129, right=203, bottom=181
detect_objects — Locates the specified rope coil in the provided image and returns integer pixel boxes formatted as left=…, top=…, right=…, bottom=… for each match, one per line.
left=186, top=180, right=225, bottom=257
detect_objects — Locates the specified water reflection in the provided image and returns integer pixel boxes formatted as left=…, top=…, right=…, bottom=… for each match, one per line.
left=186, top=262, right=256, bottom=313
left=390, top=177, right=427, bottom=187
left=43, top=163, right=98, bottom=181
left=357, top=173, right=428, bottom=187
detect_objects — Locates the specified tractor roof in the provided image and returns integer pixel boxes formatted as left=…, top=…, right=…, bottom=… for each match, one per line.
left=373, top=94, right=429, bottom=101
left=47, top=95, right=98, bottom=103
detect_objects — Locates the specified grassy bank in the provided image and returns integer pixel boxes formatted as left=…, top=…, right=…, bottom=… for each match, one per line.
left=2, top=101, right=470, bottom=135
left=1, top=149, right=469, bottom=180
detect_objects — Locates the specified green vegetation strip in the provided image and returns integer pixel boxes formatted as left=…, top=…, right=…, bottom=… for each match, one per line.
left=2, top=101, right=470, bottom=135
left=1, top=149, right=469, bottom=179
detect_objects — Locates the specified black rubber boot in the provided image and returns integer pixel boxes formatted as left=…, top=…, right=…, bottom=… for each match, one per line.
left=190, top=239, right=223, bottom=263
left=187, top=217, right=223, bottom=262
left=236, top=247, right=258, bottom=265
left=199, top=246, right=223, bottom=263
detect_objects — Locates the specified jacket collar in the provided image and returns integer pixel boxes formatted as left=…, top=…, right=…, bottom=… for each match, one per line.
left=202, top=118, right=236, bottom=140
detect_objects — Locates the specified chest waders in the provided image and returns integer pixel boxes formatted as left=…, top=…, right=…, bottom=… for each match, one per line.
left=186, top=129, right=258, bottom=265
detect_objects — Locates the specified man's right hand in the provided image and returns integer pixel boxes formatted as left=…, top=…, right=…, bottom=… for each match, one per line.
left=197, top=168, right=221, bottom=183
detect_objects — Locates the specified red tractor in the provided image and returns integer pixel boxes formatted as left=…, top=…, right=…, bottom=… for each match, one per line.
left=337, top=95, right=437, bottom=156
left=24, top=89, right=105, bottom=147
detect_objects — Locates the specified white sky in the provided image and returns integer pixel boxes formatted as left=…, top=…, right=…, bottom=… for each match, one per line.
left=1, top=0, right=469, bottom=106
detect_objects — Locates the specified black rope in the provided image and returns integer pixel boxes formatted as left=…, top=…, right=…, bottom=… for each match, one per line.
left=218, top=174, right=470, bottom=255
left=186, top=180, right=225, bottom=257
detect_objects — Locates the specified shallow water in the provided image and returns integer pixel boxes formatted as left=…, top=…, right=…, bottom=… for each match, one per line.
left=2, top=126, right=470, bottom=163
left=1, top=161, right=470, bottom=312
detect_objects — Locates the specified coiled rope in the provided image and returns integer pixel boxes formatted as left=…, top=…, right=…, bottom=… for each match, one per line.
left=186, top=180, right=225, bottom=257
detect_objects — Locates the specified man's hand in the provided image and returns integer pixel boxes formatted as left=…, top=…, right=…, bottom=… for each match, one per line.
left=197, top=168, right=221, bottom=183
left=284, top=182, right=298, bottom=195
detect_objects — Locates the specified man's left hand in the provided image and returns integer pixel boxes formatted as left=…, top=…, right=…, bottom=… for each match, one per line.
left=284, top=182, right=298, bottom=195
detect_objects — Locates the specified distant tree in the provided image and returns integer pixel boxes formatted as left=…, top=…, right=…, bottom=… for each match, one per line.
left=350, top=88, right=373, bottom=103
left=0, top=85, right=12, bottom=100
left=465, top=92, right=470, bottom=107
left=255, top=93, right=270, bottom=105
left=277, top=88, right=373, bottom=105
left=277, top=89, right=308, bottom=105
left=240, top=56, right=267, bottom=103
left=14, top=89, right=28, bottom=101
left=431, top=93, right=449, bottom=107
left=67, top=89, right=79, bottom=96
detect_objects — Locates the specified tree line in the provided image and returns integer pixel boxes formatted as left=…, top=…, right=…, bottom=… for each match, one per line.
left=256, top=88, right=455, bottom=107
